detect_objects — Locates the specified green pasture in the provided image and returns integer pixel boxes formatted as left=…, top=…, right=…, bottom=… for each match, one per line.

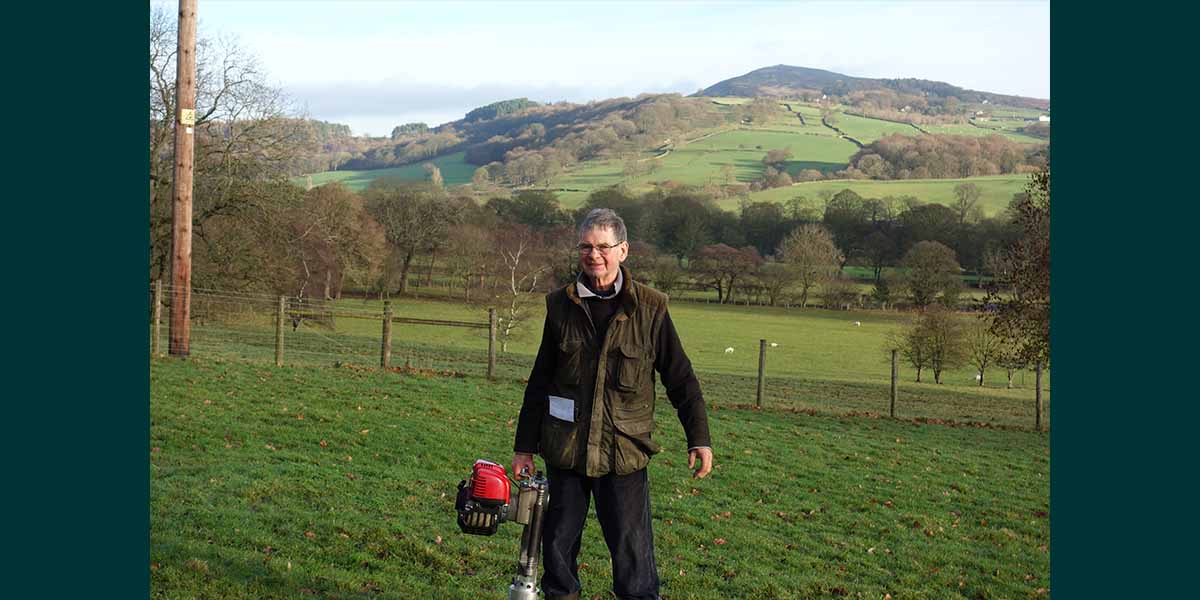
left=734, top=174, right=1028, bottom=216
left=707, top=96, right=752, bottom=105
left=787, top=104, right=824, bottom=118
left=300, top=152, right=477, bottom=191
left=552, top=127, right=859, bottom=208
left=831, top=113, right=920, bottom=144
left=985, top=107, right=1047, bottom=119
left=970, top=119, right=1029, bottom=132
left=185, top=293, right=1048, bottom=427
left=151, top=354, right=1049, bottom=599
left=920, top=124, right=1045, bottom=146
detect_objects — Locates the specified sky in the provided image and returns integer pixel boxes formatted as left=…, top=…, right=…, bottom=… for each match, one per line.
left=151, top=0, right=1050, bottom=137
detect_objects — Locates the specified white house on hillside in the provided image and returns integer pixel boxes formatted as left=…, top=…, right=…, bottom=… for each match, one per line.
left=1038, top=115, right=1050, bottom=122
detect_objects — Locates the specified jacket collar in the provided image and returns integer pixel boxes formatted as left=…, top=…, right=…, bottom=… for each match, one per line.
left=577, top=268, right=623, bottom=299
left=566, top=265, right=639, bottom=318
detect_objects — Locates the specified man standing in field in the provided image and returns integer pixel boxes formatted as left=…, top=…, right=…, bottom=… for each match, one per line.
left=512, top=208, right=713, bottom=600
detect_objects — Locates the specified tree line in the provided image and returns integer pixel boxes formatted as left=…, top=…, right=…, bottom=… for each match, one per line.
left=886, top=167, right=1049, bottom=387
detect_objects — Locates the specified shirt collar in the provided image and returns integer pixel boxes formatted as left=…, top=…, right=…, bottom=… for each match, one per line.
left=577, top=268, right=623, bottom=299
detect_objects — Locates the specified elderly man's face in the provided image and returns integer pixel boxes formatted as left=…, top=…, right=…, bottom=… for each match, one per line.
left=577, top=227, right=628, bottom=287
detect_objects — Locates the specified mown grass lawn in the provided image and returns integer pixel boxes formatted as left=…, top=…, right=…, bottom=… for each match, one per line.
left=151, top=357, right=1049, bottom=599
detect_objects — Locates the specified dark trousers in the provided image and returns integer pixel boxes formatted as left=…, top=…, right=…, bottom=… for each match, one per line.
left=542, top=466, right=660, bottom=600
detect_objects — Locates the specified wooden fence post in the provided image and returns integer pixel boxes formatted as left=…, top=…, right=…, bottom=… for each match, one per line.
left=756, top=339, right=767, bottom=408
left=1035, top=361, right=1043, bottom=431
left=890, top=349, right=898, bottom=418
left=152, top=279, right=163, bottom=357
left=381, top=301, right=393, bottom=368
left=275, top=296, right=285, bottom=367
left=488, top=308, right=497, bottom=381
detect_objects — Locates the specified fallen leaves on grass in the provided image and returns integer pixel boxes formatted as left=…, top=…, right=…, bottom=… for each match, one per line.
left=319, top=439, right=328, bottom=448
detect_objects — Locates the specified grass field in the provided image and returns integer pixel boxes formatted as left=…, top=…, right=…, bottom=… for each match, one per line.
left=300, top=152, right=476, bottom=191
left=832, top=114, right=920, bottom=144
left=919, top=124, right=1045, bottom=146
left=733, top=174, right=1029, bottom=216
left=151, top=356, right=1049, bottom=599
left=183, top=292, right=1048, bottom=429
left=552, top=126, right=860, bottom=208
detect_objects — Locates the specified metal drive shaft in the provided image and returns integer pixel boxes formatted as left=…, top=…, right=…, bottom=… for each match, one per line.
left=508, top=473, right=548, bottom=600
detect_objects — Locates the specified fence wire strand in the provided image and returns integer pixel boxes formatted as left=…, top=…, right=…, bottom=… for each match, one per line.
left=151, top=284, right=1048, bottom=429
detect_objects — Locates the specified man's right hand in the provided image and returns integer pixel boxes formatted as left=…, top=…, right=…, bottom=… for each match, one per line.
left=512, top=452, right=536, bottom=479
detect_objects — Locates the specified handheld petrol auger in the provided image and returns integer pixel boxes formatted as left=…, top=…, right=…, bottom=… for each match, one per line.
left=455, top=459, right=549, bottom=600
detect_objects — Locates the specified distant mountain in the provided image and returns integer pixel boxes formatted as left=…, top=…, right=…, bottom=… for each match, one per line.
left=697, top=65, right=1048, bottom=110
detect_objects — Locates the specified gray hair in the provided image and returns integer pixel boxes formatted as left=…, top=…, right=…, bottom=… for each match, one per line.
left=577, top=208, right=627, bottom=243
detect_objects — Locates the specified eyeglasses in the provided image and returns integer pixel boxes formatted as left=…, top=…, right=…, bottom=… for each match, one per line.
left=576, top=242, right=624, bottom=254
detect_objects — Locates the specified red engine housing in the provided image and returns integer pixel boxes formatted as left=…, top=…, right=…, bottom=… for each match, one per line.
left=469, top=459, right=510, bottom=506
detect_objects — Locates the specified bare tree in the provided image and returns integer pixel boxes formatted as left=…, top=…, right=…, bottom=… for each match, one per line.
left=149, top=7, right=316, bottom=285
left=885, top=324, right=929, bottom=383
left=755, top=261, right=798, bottom=306
left=778, top=224, right=843, bottom=308
left=922, top=306, right=967, bottom=384
left=444, top=224, right=492, bottom=303
left=953, top=183, right=983, bottom=226
left=887, top=306, right=966, bottom=384
left=364, top=181, right=459, bottom=296
left=692, top=244, right=763, bottom=304
left=901, top=241, right=961, bottom=308
left=965, top=317, right=1003, bottom=386
left=493, top=226, right=551, bottom=352
left=423, top=163, right=444, bottom=188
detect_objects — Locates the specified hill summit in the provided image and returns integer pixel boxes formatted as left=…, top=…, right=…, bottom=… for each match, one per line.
left=697, top=64, right=1048, bottom=110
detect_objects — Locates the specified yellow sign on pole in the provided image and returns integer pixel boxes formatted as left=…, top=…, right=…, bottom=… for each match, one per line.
left=179, top=109, right=196, bottom=126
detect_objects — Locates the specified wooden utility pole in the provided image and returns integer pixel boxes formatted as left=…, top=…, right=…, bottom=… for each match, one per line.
left=168, top=0, right=198, bottom=357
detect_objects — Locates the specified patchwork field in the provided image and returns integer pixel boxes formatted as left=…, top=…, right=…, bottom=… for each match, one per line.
left=552, top=126, right=860, bottom=208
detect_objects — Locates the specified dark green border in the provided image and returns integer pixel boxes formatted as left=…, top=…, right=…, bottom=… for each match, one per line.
left=1050, top=3, right=1184, bottom=596
left=13, top=3, right=148, bottom=597
left=17, top=2, right=1162, bottom=597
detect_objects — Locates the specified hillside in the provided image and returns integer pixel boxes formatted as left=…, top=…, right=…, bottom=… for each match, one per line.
left=698, top=64, right=1049, bottom=111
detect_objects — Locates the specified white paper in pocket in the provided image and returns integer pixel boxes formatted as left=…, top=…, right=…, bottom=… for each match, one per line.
left=548, top=395, right=575, bottom=422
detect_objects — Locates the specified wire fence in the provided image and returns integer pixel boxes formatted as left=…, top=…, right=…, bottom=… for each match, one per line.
left=151, top=282, right=1048, bottom=431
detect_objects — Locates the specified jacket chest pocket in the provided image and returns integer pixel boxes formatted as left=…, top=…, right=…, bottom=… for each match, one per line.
left=556, top=339, right=584, bottom=386
left=610, top=342, right=646, bottom=392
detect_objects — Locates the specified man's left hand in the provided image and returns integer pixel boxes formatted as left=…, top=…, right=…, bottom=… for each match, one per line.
left=688, top=447, right=713, bottom=479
